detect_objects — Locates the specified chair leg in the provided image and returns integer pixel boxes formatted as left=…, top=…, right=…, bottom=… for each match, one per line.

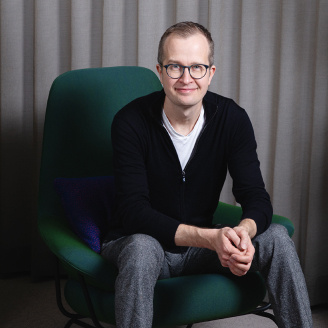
left=77, top=273, right=105, bottom=328
left=55, top=257, right=84, bottom=321
left=64, top=318, right=79, bottom=328
left=54, top=257, right=104, bottom=328
left=64, top=318, right=99, bottom=328
left=252, top=302, right=277, bottom=325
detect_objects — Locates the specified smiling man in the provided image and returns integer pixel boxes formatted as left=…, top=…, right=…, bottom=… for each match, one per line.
left=157, top=32, right=215, bottom=134
left=101, top=22, right=312, bottom=328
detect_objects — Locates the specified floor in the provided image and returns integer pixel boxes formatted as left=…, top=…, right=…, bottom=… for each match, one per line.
left=0, top=275, right=327, bottom=328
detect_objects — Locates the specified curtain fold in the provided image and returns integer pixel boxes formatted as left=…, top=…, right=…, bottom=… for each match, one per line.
left=0, top=0, right=327, bottom=305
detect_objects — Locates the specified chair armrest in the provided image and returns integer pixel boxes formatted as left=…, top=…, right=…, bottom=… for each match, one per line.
left=213, top=202, right=295, bottom=237
left=38, top=213, right=117, bottom=291
left=271, top=214, right=294, bottom=237
left=213, top=202, right=242, bottom=227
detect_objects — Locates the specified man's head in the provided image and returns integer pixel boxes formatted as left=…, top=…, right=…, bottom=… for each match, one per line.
left=157, top=21, right=214, bottom=67
left=156, top=22, right=216, bottom=114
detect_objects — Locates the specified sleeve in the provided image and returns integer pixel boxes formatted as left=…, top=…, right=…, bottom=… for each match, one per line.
left=111, top=111, right=180, bottom=248
left=227, top=105, right=273, bottom=236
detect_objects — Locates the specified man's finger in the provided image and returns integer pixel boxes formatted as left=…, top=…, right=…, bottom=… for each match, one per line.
left=228, top=260, right=248, bottom=276
left=223, top=228, right=242, bottom=250
left=233, top=227, right=250, bottom=251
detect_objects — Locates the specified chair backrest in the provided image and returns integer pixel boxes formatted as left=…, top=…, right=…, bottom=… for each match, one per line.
left=38, top=66, right=162, bottom=217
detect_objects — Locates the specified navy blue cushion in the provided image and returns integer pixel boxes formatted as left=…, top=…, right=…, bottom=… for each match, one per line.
left=54, top=176, right=115, bottom=253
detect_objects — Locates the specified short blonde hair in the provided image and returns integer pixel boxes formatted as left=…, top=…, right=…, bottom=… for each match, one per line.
left=157, top=21, right=214, bottom=66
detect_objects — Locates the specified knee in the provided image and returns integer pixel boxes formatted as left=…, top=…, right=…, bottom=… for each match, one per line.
left=254, top=224, right=297, bottom=271
left=269, top=223, right=290, bottom=241
left=118, top=234, right=164, bottom=271
left=265, top=224, right=295, bottom=252
left=269, top=223, right=289, bottom=239
left=125, top=233, right=163, bottom=253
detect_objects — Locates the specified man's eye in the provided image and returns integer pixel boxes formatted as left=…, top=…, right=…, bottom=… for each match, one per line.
left=171, top=65, right=181, bottom=70
left=192, top=65, right=201, bottom=70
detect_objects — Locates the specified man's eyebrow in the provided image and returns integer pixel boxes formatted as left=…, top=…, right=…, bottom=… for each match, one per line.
left=166, top=59, right=205, bottom=65
left=166, top=59, right=182, bottom=64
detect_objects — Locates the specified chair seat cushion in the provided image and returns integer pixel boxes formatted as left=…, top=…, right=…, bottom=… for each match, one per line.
left=54, top=176, right=115, bottom=253
left=65, top=271, right=266, bottom=327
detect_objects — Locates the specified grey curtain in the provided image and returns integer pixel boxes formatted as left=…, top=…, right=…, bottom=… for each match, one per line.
left=0, top=0, right=327, bottom=306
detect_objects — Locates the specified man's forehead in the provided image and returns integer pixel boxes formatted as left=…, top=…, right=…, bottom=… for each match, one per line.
left=162, top=33, right=210, bottom=63
left=165, top=31, right=206, bottom=43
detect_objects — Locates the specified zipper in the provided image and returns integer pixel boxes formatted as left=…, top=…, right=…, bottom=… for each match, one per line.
left=179, top=105, right=218, bottom=221
left=182, top=170, right=186, bottom=182
left=181, top=170, right=186, bottom=222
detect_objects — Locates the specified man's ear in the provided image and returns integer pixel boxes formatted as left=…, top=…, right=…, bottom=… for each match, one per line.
left=156, top=64, right=163, bottom=84
left=208, top=65, right=216, bottom=86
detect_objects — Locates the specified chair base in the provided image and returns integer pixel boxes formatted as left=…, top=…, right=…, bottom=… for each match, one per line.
left=64, top=318, right=98, bottom=328
left=252, top=302, right=277, bottom=324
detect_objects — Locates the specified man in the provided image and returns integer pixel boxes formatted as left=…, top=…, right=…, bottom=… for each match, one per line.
left=101, top=22, right=312, bottom=328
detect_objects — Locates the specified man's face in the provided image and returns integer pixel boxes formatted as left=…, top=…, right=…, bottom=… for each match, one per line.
left=156, top=33, right=216, bottom=113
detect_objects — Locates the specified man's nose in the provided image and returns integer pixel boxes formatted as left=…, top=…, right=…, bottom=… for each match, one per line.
left=179, top=67, right=193, bottom=83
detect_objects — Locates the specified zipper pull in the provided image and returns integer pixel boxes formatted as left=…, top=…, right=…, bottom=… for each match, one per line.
left=182, top=170, right=186, bottom=182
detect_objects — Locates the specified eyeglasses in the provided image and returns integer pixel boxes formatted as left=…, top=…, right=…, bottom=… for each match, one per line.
left=162, top=64, right=209, bottom=79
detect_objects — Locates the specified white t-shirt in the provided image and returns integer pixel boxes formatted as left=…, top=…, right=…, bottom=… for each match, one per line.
left=162, top=107, right=205, bottom=169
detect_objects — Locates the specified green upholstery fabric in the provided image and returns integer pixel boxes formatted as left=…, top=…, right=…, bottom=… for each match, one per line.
left=38, top=66, right=162, bottom=292
left=65, top=272, right=266, bottom=327
left=214, top=202, right=295, bottom=237
left=38, top=66, right=294, bottom=327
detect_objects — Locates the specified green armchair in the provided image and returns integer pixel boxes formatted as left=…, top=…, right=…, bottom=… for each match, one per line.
left=38, top=66, right=294, bottom=327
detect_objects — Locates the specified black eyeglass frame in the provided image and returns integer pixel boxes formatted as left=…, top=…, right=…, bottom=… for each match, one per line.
left=162, top=64, right=210, bottom=80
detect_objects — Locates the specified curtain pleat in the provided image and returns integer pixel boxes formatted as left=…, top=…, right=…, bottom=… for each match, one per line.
left=0, top=0, right=327, bottom=305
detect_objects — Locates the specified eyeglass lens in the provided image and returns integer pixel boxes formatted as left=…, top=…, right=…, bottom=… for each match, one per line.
left=166, top=64, right=207, bottom=79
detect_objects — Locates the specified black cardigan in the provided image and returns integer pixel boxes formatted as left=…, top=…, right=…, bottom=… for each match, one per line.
left=106, top=90, right=272, bottom=250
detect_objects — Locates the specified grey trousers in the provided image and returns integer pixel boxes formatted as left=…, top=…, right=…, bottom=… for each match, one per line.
left=101, top=224, right=312, bottom=328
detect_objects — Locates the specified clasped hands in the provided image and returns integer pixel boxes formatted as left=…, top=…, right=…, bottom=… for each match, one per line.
left=211, top=225, right=255, bottom=276
left=175, top=219, right=256, bottom=277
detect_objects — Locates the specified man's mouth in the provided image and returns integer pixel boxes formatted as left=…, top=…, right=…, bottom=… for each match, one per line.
left=175, top=88, right=197, bottom=93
